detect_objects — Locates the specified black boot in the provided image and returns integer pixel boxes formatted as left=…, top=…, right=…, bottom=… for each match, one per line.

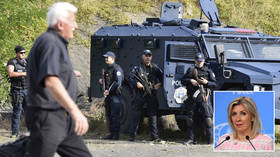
left=129, top=135, right=135, bottom=141
left=103, top=134, right=114, bottom=140
left=112, top=133, right=119, bottom=140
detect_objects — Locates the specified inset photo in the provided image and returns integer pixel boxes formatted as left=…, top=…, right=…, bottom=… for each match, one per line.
left=214, top=91, right=274, bottom=152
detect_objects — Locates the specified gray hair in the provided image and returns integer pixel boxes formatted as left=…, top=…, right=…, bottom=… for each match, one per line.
left=47, top=2, right=77, bottom=27
left=227, top=96, right=262, bottom=139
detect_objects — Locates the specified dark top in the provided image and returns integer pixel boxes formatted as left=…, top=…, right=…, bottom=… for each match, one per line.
left=26, top=28, right=78, bottom=109
left=129, top=62, right=163, bottom=93
left=181, top=65, right=216, bottom=95
left=7, top=57, right=27, bottom=89
left=104, top=63, right=123, bottom=95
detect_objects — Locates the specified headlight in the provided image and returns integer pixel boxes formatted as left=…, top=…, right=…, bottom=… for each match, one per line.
left=253, top=85, right=265, bottom=91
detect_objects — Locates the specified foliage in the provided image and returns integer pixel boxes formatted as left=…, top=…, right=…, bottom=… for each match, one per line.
left=1, top=0, right=280, bottom=104
left=0, top=0, right=48, bottom=102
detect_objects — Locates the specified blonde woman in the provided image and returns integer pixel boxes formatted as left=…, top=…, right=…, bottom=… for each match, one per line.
left=216, top=96, right=273, bottom=151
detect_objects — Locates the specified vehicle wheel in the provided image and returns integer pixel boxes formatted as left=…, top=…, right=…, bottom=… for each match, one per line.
left=119, top=81, right=135, bottom=133
left=175, top=115, right=187, bottom=132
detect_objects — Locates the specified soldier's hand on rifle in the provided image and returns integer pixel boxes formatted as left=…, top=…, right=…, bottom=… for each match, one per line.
left=104, top=90, right=109, bottom=96
left=199, top=77, right=208, bottom=85
left=190, top=79, right=199, bottom=86
left=154, top=83, right=161, bottom=90
left=99, top=78, right=103, bottom=85
left=137, top=82, right=144, bottom=89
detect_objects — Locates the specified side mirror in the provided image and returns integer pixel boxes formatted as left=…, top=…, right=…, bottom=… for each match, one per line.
left=214, top=44, right=232, bottom=79
left=214, top=44, right=227, bottom=65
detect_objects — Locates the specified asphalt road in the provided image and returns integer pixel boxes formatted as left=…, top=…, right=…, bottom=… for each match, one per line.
left=84, top=139, right=280, bottom=157
left=1, top=133, right=279, bottom=157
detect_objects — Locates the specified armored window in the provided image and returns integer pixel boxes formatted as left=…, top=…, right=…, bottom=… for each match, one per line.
left=204, top=37, right=250, bottom=59
left=250, top=40, right=280, bottom=60
left=92, top=38, right=105, bottom=49
left=144, top=39, right=159, bottom=48
left=107, top=38, right=121, bottom=49
left=168, top=42, right=199, bottom=61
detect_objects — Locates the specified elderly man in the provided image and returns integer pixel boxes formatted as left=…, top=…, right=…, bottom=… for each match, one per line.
left=25, top=2, right=92, bottom=157
left=7, top=45, right=27, bottom=138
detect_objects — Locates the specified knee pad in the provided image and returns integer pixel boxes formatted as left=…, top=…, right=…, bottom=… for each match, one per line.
left=111, top=96, right=121, bottom=104
left=205, top=117, right=213, bottom=128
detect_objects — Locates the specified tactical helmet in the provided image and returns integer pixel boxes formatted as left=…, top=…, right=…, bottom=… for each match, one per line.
left=195, top=53, right=205, bottom=62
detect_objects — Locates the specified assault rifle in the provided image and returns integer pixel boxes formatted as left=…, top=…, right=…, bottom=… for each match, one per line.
left=193, top=68, right=207, bottom=102
left=132, top=71, right=153, bottom=97
left=101, top=68, right=106, bottom=98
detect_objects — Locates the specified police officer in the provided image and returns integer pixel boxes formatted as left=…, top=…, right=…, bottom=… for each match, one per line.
left=129, top=49, right=163, bottom=141
left=181, top=53, right=216, bottom=144
left=99, top=51, right=123, bottom=140
left=6, top=45, right=27, bottom=138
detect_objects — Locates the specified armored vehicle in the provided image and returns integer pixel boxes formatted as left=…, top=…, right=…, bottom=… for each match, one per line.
left=89, top=0, right=280, bottom=132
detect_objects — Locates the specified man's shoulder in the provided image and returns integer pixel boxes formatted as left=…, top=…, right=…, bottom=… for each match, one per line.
left=186, top=65, right=195, bottom=72
left=151, top=63, right=162, bottom=70
left=37, top=31, right=57, bottom=44
left=7, top=58, right=17, bottom=66
left=114, top=64, right=123, bottom=72
left=151, top=63, right=159, bottom=67
left=33, top=30, right=61, bottom=49
left=31, top=31, right=65, bottom=56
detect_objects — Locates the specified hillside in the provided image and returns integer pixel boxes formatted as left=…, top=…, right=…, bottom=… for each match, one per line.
left=1, top=0, right=280, bottom=104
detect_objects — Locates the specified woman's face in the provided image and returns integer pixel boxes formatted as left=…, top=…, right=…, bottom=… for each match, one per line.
left=231, top=104, right=253, bottom=134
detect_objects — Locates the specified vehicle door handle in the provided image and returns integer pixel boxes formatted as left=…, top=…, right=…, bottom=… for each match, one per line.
left=166, top=74, right=174, bottom=78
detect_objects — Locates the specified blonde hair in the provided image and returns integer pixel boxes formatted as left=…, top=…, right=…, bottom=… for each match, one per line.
left=227, top=96, right=262, bottom=139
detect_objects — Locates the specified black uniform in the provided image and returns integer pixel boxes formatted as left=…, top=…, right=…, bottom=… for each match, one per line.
left=7, top=57, right=27, bottom=136
left=25, top=28, right=92, bottom=157
left=181, top=64, right=216, bottom=144
left=129, top=62, right=163, bottom=140
left=103, top=63, right=124, bottom=139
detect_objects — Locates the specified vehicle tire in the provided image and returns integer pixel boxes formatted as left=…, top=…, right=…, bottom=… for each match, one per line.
left=175, top=115, right=187, bottom=132
left=119, top=81, right=135, bottom=133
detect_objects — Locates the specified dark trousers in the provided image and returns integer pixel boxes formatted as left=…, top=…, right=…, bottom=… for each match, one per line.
left=185, top=94, right=213, bottom=143
left=25, top=107, right=92, bottom=157
left=129, top=93, right=159, bottom=139
left=11, top=88, right=27, bottom=135
left=104, top=95, right=121, bottom=135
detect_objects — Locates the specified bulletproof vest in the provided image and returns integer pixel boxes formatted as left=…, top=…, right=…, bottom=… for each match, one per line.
left=185, top=66, right=208, bottom=94
left=140, top=63, right=158, bottom=87
left=10, top=58, right=27, bottom=89
left=194, top=66, right=209, bottom=80
left=104, top=64, right=117, bottom=90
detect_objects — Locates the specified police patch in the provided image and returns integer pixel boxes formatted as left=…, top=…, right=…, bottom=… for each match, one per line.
left=117, top=71, right=122, bottom=76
